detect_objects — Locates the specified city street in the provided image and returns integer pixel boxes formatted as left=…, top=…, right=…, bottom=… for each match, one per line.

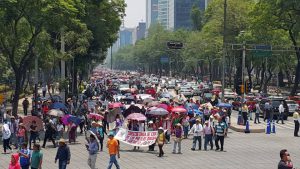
left=1, top=125, right=300, bottom=169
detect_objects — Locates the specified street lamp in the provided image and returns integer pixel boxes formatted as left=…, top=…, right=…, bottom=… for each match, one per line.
left=221, top=0, right=228, bottom=102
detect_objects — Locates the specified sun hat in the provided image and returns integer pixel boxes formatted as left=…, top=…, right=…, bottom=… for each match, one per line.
left=148, top=121, right=153, bottom=124
left=158, top=127, right=163, bottom=130
left=59, top=138, right=66, bottom=143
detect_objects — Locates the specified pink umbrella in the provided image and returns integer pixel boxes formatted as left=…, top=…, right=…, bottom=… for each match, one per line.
left=62, top=114, right=71, bottom=125
left=171, top=107, right=187, bottom=113
left=109, top=102, right=123, bottom=109
left=126, top=113, right=146, bottom=121
left=157, top=103, right=168, bottom=110
left=88, top=113, right=104, bottom=120
left=148, top=101, right=160, bottom=107
left=23, top=116, right=43, bottom=131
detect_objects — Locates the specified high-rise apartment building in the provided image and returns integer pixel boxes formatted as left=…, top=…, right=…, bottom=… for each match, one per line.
left=146, top=0, right=159, bottom=29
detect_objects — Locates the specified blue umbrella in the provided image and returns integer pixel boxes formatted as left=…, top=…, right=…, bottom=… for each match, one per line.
left=187, top=109, right=203, bottom=115
left=67, top=115, right=81, bottom=125
left=160, top=93, right=172, bottom=98
left=50, top=102, right=67, bottom=110
left=185, top=103, right=199, bottom=110
left=216, top=103, right=232, bottom=108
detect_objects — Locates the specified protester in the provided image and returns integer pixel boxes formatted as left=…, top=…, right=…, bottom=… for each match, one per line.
left=215, top=116, right=226, bottom=151
left=29, top=121, right=38, bottom=150
left=56, top=120, right=64, bottom=140
left=156, top=127, right=165, bottom=157
left=22, top=98, right=29, bottom=116
left=19, top=143, right=31, bottom=169
left=86, top=134, right=98, bottom=169
left=42, top=118, right=57, bottom=148
left=2, top=120, right=12, bottom=154
left=189, top=119, right=203, bottom=151
left=55, top=139, right=71, bottom=169
left=147, top=121, right=155, bottom=151
left=203, top=121, right=214, bottom=151
left=278, top=149, right=293, bottom=169
left=10, top=117, right=18, bottom=149
left=68, top=122, right=77, bottom=144
left=8, top=153, right=21, bottom=169
left=97, top=122, right=106, bottom=151
left=293, top=111, right=299, bottom=137
left=30, top=144, right=43, bottom=169
left=172, top=123, right=183, bottom=154
left=182, top=116, right=190, bottom=139
left=17, top=123, right=26, bottom=150
left=107, top=132, right=120, bottom=169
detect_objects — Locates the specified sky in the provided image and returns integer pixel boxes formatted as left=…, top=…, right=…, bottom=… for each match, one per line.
left=124, top=0, right=146, bottom=28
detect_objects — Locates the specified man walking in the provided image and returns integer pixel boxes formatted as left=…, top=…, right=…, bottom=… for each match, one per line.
left=86, top=134, right=98, bottom=169
left=293, top=111, right=299, bottom=137
left=172, top=123, right=183, bottom=154
left=277, top=102, right=285, bottom=124
left=42, top=119, right=56, bottom=148
left=22, top=98, right=29, bottom=116
left=55, top=139, right=71, bottom=169
left=203, top=121, right=214, bottom=151
left=215, top=117, right=226, bottom=151
left=107, top=132, right=120, bottom=169
left=189, top=119, right=203, bottom=151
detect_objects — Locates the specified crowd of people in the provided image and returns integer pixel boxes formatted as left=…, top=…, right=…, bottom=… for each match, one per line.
left=0, top=69, right=296, bottom=169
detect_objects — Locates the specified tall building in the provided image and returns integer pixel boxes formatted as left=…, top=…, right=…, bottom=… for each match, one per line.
left=147, top=0, right=208, bottom=31
left=136, top=22, right=146, bottom=41
left=146, top=0, right=159, bottom=29
left=169, top=0, right=206, bottom=30
left=120, top=28, right=135, bottom=48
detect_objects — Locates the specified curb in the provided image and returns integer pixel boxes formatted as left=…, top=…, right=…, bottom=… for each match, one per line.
left=230, top=125, right=265, bottom=133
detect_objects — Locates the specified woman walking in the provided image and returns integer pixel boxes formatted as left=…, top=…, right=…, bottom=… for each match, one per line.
left=156, top=127, right=165, bottom=157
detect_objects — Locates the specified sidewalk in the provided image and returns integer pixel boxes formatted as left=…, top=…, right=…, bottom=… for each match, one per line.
left=229, top=111, right=265, bottom=133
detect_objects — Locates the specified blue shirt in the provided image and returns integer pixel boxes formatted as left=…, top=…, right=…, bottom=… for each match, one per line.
left=55, top=145, right=71, bottom=162
left=88, top=140, right=98, bottom=155
left=20, top=149, right=31, bottom=166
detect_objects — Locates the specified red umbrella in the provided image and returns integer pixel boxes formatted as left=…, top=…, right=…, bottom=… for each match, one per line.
left=109, top=102, right=123, bottom=109
left=126, top=113, right=146, bottom=121
left=157, top=103, right=168, bottom=110
left=171, top=107, right=187, bottom=113
left=23, top=116, right=43, bottom=131
left=88, top=113, right=104, bottom=120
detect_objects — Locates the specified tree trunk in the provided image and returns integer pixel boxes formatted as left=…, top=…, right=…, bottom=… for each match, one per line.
left=278, top=70, right=284, bottom=87
left=259, top=62, right=265, bottom=93
left=12, top=72, right=23, bottom=116
left=263, top=69, right=272, bottom=93
left=289, top=30, right=300, bottom=96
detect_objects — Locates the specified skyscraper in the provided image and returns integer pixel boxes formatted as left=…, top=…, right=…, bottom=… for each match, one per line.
left=136, top=22, right=146, bottom=41
left=146, top=0, right=159, bottom=29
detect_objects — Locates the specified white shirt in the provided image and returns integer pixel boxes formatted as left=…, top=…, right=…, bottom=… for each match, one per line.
left=279, top=104, right=284, bottom=113
left=189, top=123, right=203, bottom=137
left=2, top=124, right=11, bottom=140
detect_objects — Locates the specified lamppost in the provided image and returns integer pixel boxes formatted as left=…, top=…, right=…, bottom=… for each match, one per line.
left=221, top=0, right=228, bottom=101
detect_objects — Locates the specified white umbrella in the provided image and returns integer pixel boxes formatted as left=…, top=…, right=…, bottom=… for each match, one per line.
left=147, top=108, right=169, bottom=116
left=48, top=109, right=65, bottom=117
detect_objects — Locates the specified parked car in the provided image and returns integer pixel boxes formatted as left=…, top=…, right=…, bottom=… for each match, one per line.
left=286, top=100, right=299, bottom=115
left=179, top=86, right=193, bottom=97
left=268, top=96, right=289, bottom=120
left=288, top=96, right=300, bottom=106
left=219, top=88, right=237, bottom=100
left=191, top=85, right=201, bottom=96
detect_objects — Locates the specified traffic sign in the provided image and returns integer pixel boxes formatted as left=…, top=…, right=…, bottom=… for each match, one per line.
left=253, top=45, right=272, bottom=57
left=160, top=56, right=169, bottom=63
left=167, top=41, right=183, bottom=49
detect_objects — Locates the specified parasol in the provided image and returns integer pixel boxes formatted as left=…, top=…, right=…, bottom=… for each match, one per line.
left=48, top=109, right=65, bottom=117
left=126, top=113, right=146, bottom=121
left=171, top=107, right=187, bottom=113
left=147, top=107, right=169, bottom=116
left=23, top=116, right=43, bottom=131
left=87, top=113, right=104, bottom=120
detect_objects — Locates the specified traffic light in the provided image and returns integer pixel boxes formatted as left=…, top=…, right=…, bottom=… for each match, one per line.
left=246, top=81, right=252, bottom=93
left=167, top=42, right=183, bottom=49
left=240, top=84, right=244, bottom=94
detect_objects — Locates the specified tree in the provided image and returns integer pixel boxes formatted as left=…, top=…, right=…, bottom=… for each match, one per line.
left=0, top=0, right=84, bottom=115
left=191, top=5, right=203, bottom=31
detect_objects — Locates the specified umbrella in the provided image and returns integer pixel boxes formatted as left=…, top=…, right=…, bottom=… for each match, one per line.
left=62, top=115, right=81, bottom=125
left=187, top=109, right=203, bottom=115
left=87, top=113, right=104, bottom=120
left=147, top=107, right=169, bottom=116
left=86, top=130, right=99, bottom=145
left=122, top=96, right=135, bottom=101
left=48, top=109, right=65, bottom=117
left=157, top=103, right=168, bottom=110
left=125, top=104, right=143, bottom=109
left=23, top=116, right=43, bottom=131
left=171, top=107, right=187, bottom=113
left=160, top=93, right=172, bottom=98
left=136, top=94, right=152, bottom=100
left=126, top=113, right=146, bottom=121
left=216, top=103, right=233, bottom=108
left=160, top=98, right=169, bottom=102
left=148, top=101, right=160, bottom=107
left=109, top=102, right=123, bottom=109
left=143, top=98, right=153, bottom=105
left=50, top=102, right=67, bottom=110
left=185, top=103, right=199, bottom=110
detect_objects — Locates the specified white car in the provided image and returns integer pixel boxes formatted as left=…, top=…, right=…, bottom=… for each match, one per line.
left=286, top=100, right=299, bottom=115
left=119, top=84, right=130, bottom=92
left=179, top=86, right=193, bottom=96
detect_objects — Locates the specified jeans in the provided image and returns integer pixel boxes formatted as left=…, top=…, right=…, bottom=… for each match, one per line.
left=99, top=137, right=104, bottom=151
left=107, top=154, right=120, bottom=169
left=204, top=134, right=213, bottom=150
left=192, top=136, right=202, bottom=150
left=42, top=132, right=56, bottom=147
left=254, top=113, right=260, bottom=123
left=21, top=164, right=30, bottom=169
left=215, top=135, right=224, bottom=150
left=294, top=120, right=299, bottom=136
left=18, top=136, right=25, bottom=149
left=88, top=154, right=97, bottom=169
left=172, top=140, right=181, bottom=153
left=183, top=126, right=189, bottom=138
left=29, top=133, right=37, bottom=149
left=277, top=113, right=284, bottom=124
left=249, top=111, right=253, bottom=120
left=10, top=133, right=17, bottom=147
left=59, top=160, right=67, bottom=169
left=24, top=108, right=28, bottom=116
left=3, top=138, right=12, bottom=153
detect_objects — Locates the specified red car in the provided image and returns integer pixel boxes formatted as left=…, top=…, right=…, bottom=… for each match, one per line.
left=145, top=88, right=156, bottom=97
left=288, top=96, right=300, bottom=106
